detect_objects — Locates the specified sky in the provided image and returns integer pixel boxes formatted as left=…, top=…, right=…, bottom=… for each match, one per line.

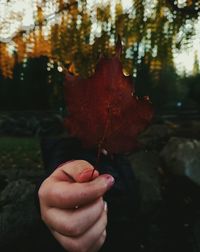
left=173, top=20, right=200, bottom=75
left=0, top=0, right=199, bottom=76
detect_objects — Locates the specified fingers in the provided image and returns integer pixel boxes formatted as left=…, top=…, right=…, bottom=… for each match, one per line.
left=38, top=160, right=112, bottom=252
left=40, top=174, right=114, bottom=209
left=89, top=230, right=107, bottom=252
left=42, top=198, right=105, bottom=237
left=51, top=207, right=107, bottom=252
left=52, top=160, right=99, bottom=183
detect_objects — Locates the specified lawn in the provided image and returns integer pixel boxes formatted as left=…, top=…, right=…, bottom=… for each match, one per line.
left=0, top=137, right=43, bottom=170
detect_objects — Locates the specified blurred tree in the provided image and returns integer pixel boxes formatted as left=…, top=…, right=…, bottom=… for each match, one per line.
left=0, top=57, right=55, bottom=110
left=192, top=51, right=200, bottom=76
left=0, top=0, right=199, bottom=80
left=135, top=59, right=187, bottom=110
left=180, top=74, right=200, bottom=108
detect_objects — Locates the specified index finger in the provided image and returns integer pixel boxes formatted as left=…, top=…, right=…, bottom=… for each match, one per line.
left=45, top=174, right=114, bottom=209
left=52, top=160, right=99, bottom=183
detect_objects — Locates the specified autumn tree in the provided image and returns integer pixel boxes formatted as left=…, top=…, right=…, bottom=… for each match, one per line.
left=0, top=0, right=200, bottom=79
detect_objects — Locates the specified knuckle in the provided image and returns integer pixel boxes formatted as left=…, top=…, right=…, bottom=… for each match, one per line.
left=92, top=231, right=107, bottom=252
left=100, top=232, right=107, bottom=246
left=64, top=221, right=81, bottom=237
left=38, top=184, right=46, bottom=200
left=78, top=160, right=93, bottom=169
left=40, top=212, right=47, bottom=223
left=48, top=184, right=62, bottom=201
left=103, top=212, right=108, bottom=228
left=38, top=178, right=51, bottom=200
left=40, top=207, right=52, bottom=227
left=39, top=207, right=48, bottom=224
left=68, top=241, right=85, bottom=252
left=79, top=159, right=92, bottom=166
left=72, top=226, right=82, bottom=237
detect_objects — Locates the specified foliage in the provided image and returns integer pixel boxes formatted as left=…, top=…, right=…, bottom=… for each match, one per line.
left=0, top=0, right=200, bottom=79
left=64, top=40, right=153, bottom=154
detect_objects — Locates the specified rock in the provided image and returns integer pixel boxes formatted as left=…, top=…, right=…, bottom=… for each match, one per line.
left=160, top=137, right=200, bottom=186
left=172, top=120, right=200, bottom=140
left=0, top=179, right=40, bottom=248
left=138, top=123, right=175, bottom=150
left=128, top=150, right=162, bottom=213
left=0, top=112, right=65, bottom=137
left=0, top=169, right=44, bottom=184
left=0, top=175, right=7, bottom=192
left=0, top=179, right=35, bottom=205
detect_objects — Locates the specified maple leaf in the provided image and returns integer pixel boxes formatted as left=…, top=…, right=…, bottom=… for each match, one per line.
left=64, top=41, right=154, bottom=154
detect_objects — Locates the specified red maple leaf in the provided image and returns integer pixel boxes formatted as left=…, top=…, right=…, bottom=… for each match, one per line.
left=64, top=42, right=154, bottom=154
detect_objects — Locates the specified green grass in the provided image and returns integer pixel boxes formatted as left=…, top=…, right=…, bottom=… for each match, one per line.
left=0, top=137, right=43, bottom=170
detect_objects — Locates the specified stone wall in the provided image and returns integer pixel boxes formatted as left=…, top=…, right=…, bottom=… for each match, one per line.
left=0, top=111, right=66, bottom=137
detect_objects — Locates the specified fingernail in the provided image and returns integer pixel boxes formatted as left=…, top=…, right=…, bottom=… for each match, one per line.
left=104, top=201, right=107, bottom=212
left=102, top=230, right=107, bottom=237
left=81, top=169, right=99, bottom=177
left=102, top=174, right=115, bottom=189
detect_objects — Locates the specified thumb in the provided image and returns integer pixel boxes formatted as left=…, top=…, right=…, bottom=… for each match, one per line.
left=52, top=160, right=99, bottom=183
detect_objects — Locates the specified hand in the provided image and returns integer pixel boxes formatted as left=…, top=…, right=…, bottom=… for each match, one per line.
left=38, top=160, right=115, bottom=252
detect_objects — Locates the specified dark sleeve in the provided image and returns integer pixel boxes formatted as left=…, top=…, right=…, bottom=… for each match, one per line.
left=35, top=136, right=141, bottom=251
left=39, top=136, right=83, bottom=175
left=34, top=137, right=82, bottom=213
